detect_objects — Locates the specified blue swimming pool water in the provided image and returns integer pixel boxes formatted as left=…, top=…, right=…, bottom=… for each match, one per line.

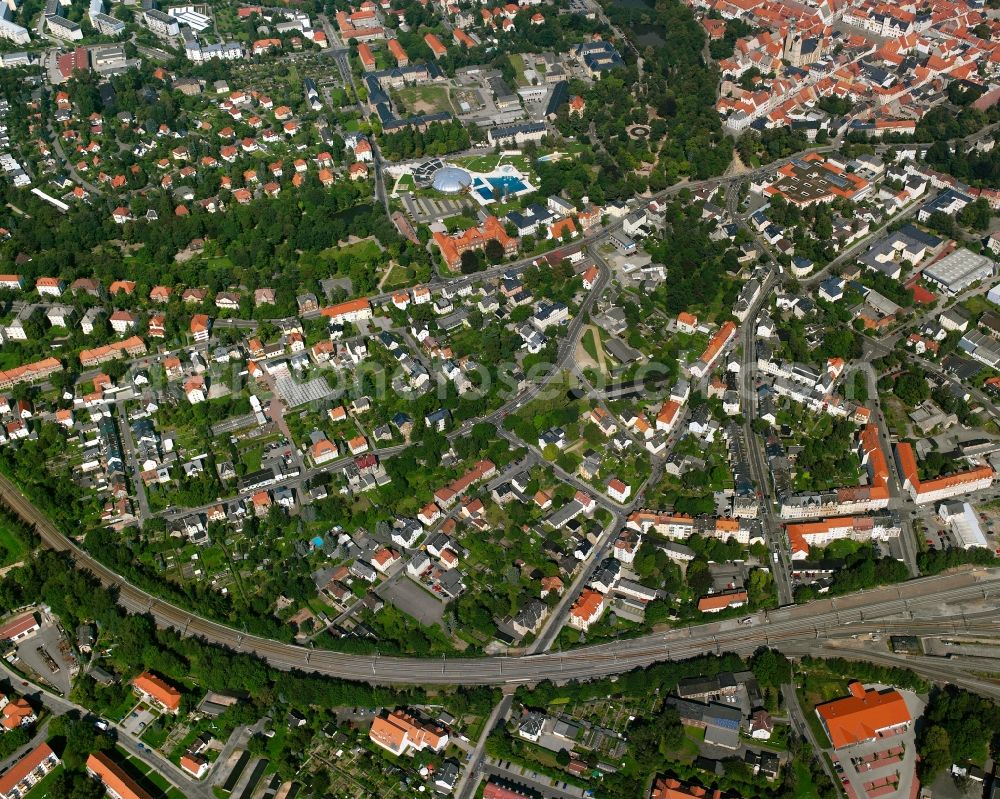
left=311, top=536, right=324, bottom=548
left=474, top=175, right=528, bottom=200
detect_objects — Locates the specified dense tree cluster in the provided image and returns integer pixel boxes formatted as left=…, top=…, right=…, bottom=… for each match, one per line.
left=918, top=686, right=1000, bottom=782
left=917, top=546, right=997, bottom=575
left=707, top=16, right=754, bottom=60
left=0, top=548, right=500, bottom=790
left=925, top=139, right=1000, bottom=189
left=644, top=197, right=742, bottom=315
left=797, top=655, right=927, bottom=692
left=0, top=170, right=409, bottom=294
left=795, top=545, right=908, bottom=601
left=376, top=120, right=472, bottom=160
left=794, top=418, right=856, bottom=481
left=553, top=0, right=732, bottom=188
left=738, top=128, right=815, bottom=166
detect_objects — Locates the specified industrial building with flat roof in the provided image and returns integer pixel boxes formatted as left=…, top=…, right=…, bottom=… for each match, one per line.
left=921, top=248, right=995, bottom=294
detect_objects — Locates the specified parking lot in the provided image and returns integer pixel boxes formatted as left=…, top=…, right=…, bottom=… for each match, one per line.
left=120, top=703, right=158, bottom=737
left=482, top=758, right=588, bottom=799
left=400, top=192, right=467, bottom=225
left=14, top=622, right=74, bottom=695
left=377, top=575, right=446, bottom=626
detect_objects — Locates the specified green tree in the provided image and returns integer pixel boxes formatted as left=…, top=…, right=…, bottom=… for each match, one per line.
left=918, top=725, right=952, bottom=782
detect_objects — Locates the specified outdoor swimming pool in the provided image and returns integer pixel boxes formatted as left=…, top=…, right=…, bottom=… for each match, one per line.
left=473, top=174, right=530, bottom=201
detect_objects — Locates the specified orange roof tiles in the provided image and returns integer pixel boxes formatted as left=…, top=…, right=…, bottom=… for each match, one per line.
left=697, top=590, right=747, bottom=612
left=0, top=744, right=57, bottom=796
left=656, top=399, right=681, bottom=428
left=432, top=216, right=517, bottom=270
left=0, top=358, right=63, bottom=390
left=320, top=297, right=371, bottom=320
left=424, top=32, right=447, bottom=56
left=570, top=588, right=605, bottom=622
left=357, top=42, right=376, bottom=66
left=816, top=683, right=911, bottom=749
left=79, top=336, right=146, bottom=366
left=651, top=777, right=722, bottom=799
left=132, top=671, right=181, bottom=711
left=369, top=709, right=446, bottom=754
left=894, top=442, right=993, bottom=498
left=1, top=699, right=32, bottom=730
left=388, top=38, right=407, bottom=63
left=87, top=752, right=154, bottom=799
left=700, top=322, right=736, bottom=366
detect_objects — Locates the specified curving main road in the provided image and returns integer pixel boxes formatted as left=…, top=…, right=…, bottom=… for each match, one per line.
left=3, top=469, right=1000, bottom=685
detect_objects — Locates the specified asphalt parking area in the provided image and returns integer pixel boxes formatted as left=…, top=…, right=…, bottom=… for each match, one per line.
left=379, top=576, right=446, bottom=626
left=14, top=623, right=74, bottom=695
left=120, top=704, right=158, bottom=736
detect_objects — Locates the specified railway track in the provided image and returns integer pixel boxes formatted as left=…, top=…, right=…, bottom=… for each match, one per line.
left=4, top=471, right=1000, bottom=685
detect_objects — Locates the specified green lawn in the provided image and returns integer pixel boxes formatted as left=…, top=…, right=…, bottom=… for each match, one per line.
left=581, top=327, right=600, bottom=364
left=791, top=757, right=821, bottom=799
left=140, top=719, right=171, bottom=749
left=319, top=238, right=382, bottom=267
left=394, top=174, right=415, bottom=193
left=509, top=53, right=528, bottom=86
left=117, top=747, right=181, bottom=798
left=961, top=295, right=992, bottom=318
left=0, top=517, right=30, bottom=566
left=22, top=765, right=64, bottom=798
left=797, top=690, right=834, bottom=749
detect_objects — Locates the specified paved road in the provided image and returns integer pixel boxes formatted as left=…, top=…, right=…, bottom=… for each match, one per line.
left=736, top=261, right=795, bottom=604
left=454, top=692, right=513, bottom=799
left=850, top=361, right=919, bottom=576
left=117, top=407, right=153, bottom=522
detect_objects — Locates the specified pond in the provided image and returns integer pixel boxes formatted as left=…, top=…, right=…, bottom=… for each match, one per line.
left=632, top=23, right=667, bottom=48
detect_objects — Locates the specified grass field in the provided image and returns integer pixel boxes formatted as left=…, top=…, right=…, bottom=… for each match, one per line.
left=509, top=53, right=528, bottom=86
left=392, top=84, right=454, bottom=115
left=22, top=765, right=64, bottom=798
left=791, top=757, right=821, bottom=799
left=118, top=747, right=185, bottom=799
left=454, top=154, right=534, bottom=176
left=393, top=173, right=415, bottom=194
left=961, top=294, right=992, bottom=318
left=581, top=327, right=600, bottom=363
left=0, top=517, right=29, bottom=566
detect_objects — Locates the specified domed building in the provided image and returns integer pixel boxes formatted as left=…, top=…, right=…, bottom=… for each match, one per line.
left=432, top=166, right=472, bottom=194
